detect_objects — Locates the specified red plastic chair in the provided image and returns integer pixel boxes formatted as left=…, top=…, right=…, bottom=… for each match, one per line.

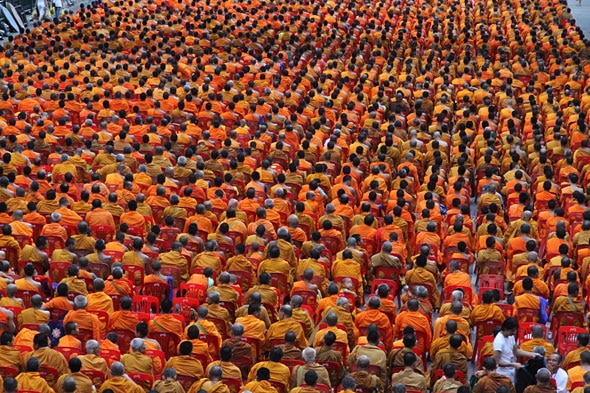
left=433, top=368, right=465, bottom=383
left=103, top=250, right=124, bottom=263
left=496, top=303, right=514, bottom=318
left=290, top=289, right=318, bottom=307
left=177, top=374, right=199, bottom=391
left=269, top=273, right=289, bottom=296
left=53, top=346, right=82, bottom=360
left=550, top=312, right=585, bottom=340
left=555, top=326, right=587, bottom=354
left=99, top=348, right=121, bottom=367
left=80, top=369, right=106, bottom=388
left=148, top=332, right=180, bottom=357
left=89, top=225, right=114, bottom=242
left=15, top=290, right=38, bottom=308
left=222, top=377, right=242, bottom=393
left=179, top=283, right=207, bottom=302
left=48, top=261, right=72, bottom=283
left=0, top=365, right=18, bottom=378
left=109, top=329, right=135, bottom=353
left=160, top=266, right=182, bottom=290
left=159, top=227, right=181, bottom=250
left=0, top=245, right=19, bottom=270
left=145, top=348, right=166, bottom=375
left=473, top=320, right=503, bottom=361
left=124, top=264, right=145, bottom=289
left=142, top=282, right=170, bottom=302
left=127, top=372, right=154, bottom=391
left=88, top=262, right=110, bottom=280
left=13, top=234, right=32, bottom=249
left=172, top=297, right=200, bottom=322
left=479, top=274, right=504, bottom=291
left=517, top=322, right=546, bottom=344
left=227, top=270, right=254, bottom=292
left=442, top=285, right=474, bottom=304
left=515, top=308, right=540, bottom=323
left=39, top=365, right=60, bottom=388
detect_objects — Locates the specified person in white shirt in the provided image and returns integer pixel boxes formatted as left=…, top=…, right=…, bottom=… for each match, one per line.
left=493, top=317, right=542, bottom=383
left=548, top=352, right=569, bottom=393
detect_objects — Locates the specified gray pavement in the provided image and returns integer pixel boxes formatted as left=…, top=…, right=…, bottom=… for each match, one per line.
left=569, top=0, right=590, bottom=38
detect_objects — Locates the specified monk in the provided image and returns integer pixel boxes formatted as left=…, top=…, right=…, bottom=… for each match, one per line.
left=564, top=334, right=590, bottom=370
left=18, top=294, right=50, bottom=326
left=160, top=242, right=190, bottom=282
left=103, top=267, right=133, bottom=297
left=0, top=332, right=22, bottom=371
left=165, top=340, right=206, bottom=378
left=430, top=320, right=473, bottom=360
left=121, top=338, right=153, bottom=377
left=78, top=340, right=110, bottom=386
left=394, top=298, right=432, bottom=354
left=16, top=357, right=56, bottom=393
left=149, top=299, right=184, bottom=347
left=433, top=301, right=471, bottom=341
left=187, top=366, right=231, bottom=393
left=513, top=278, right=542, bottom=323
left=23, top=333, right=69, bottom=376
left=205, top=346, right=242, bottom=381
left=519, top=325, right=555, bottom=358
left=55, top=357, right=94, bottom=393
left=266, top=305, right=308, bottom=351
left=86, top=279, right=114, bottom=335
left=98, top=362, right=144, bottom=393
left=107, top=296, right=140, bottom=334
left=474, top=357, right=516, bottom=393
left=524, top=368, right=557, bottom=393
left=58, top=264, right=88, bottom=295
left=57, top=322, right=82, bottom=349
left=242, top=367, right=279, bottom=393
left=63, top=296, right=101, bottom=341
left=428, top=335, right=469, bottom=389
left=405, top=255, right=440, bottom=308
left=247, top=347, right=291, bottom=392
left=222, top=323, right=255, bottom=364
left=355, top=297, right=394, bottom=352
left=568, top=351, right=590, bottom=391
left=471, top=290, right=506, bottom=326
left=236, top=304, right=267, bottom=358
left=351, top=355, right=386, bottom=393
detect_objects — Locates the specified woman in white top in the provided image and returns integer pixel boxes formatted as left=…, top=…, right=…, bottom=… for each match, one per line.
left=493, top=317, right=542, bottom=382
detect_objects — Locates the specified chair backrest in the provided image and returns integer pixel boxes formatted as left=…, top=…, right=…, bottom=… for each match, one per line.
left=269, top=273, right=289, bottom=295
left=0, top=365, right=19, bottom=378
left=148, top=332, right=180, bottom=357
left=53, top=346, right=82, bottom=360
left=103, top=250, right=124, bottom=263
left=99, top=348, right=121, bottom=367
left=87, top=262, right=111, bottom=280
left=172, top=297, right=200, bottom=322
left=160, top=266, right=181, bottom=289
left=125, top=264, right=145, bottom=288
left=110, top=329, right=134, bottom=353
left=179, top=283, right=207, bottom=302
left=227, top=270, right=253, bottom=292
left=222, top=378, right=241, bottom=393
left=132, top=295, right=160, bottom=314
left=176, top=374, right=199, bottom=391
left=39, top=365, right=60, bottom=388
left=127, top=372, right=154, bottom=391
left=80, top=368, right=106, bottom=388
left=515, top=308, right=540, bottom=323
left=556, top=326, right=587, bottom=355
left=479, top=274, right=504, bottom=290
left=15, top=290, right=38, bottom=308
left=142, top=282, right=170, bottom=302
left=517, top=322, right=546, bottom=343
left=49, top=261, right=72, bottom=283
left=89, top=225, right=114, bottom=242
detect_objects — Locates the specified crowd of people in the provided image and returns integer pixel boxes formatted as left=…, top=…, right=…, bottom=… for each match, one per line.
left=0, top=0, right=587, bottom=389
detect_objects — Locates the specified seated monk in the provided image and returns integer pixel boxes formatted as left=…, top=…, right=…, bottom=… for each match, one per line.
left=40, top=212, right=68, bottom=242
left=276, top=331, right=303, bottom=361
left=192, top=240, right=225, bottom=278
left=205, top=346, right=242, bottom=381
left=356, top=297, right=394, bottom=352
left=55, top=357, right=96, bottom=393
left=471, top=290, right=506, bottom=327
left=18, top=294, right=50, bottom=327
left=86, top=279, right=114, bottom=335
left=387, top=331, right=425, bottom=373
left=222, top=322, right=255, bottom=364
left=351, top=355, right=386, bottom=393
left=19, top=236, right=50, bottom=275
left=57, top=321, right=82, bottom=349
left=433, top=301, right=471, bottom=341
left=78, top=339, right=110, bottom=385
left=14, top=265, right=42, bottom=295
left=107, top=296, right=140, bottom=334
left=405, top=255, right=440, bottom=309
left=148, top=298, right=184, bottom=351
left=23, top=333, right=69, bottom=375
left=0, top=284, right=24, bottom=308
left=242, top=367, right=280, bottom=393
left=207, top=272, right=239, bottom=311
left=103, top=266, right=133, bottom=297
left=394, top=298, right=432, bottom=355
left=429, top=319, right=473, bottom=361
left=564, top=333, right=590, bottom=370
left=428, top=334, right=468, bottom=389
left=121, top=338, right=153, bottom=377
left=247, top=347, right=291, bottom=392
left=204, top=292, right=231, bottom=340
left=152, top=368, right=187, bottom=393
left=58, top=264, right=88, bottom=295
left=160, top=241, right=190, bottom=282
left=98, top=361, right=144, bottom=393
left=311, top=312, right=349, bottom=358
left=180, top=324, right=213, bottom=365
left=63, top=295, right=101, bottom=341
left=165, top=340, right=205, bottom=378
left=15, top=357, right=56, bottom=393
left=514, top=278, right=542, bottom=323
left=51, top=238, right=79, bottom=264
left=186, top=366, right=231, bottom=393
left=143, top=260, right=169, bottom=286
left=553, top=282, right=584, bottom=316
left=519, top=325, right=555, bottom=358
left=0, top=331, right=22, bottom=371
left=438, top=289, right=469, bottom=321
left=525, top=368, right=557, bottom=393
left=266, top=305, right=308, bottom=351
